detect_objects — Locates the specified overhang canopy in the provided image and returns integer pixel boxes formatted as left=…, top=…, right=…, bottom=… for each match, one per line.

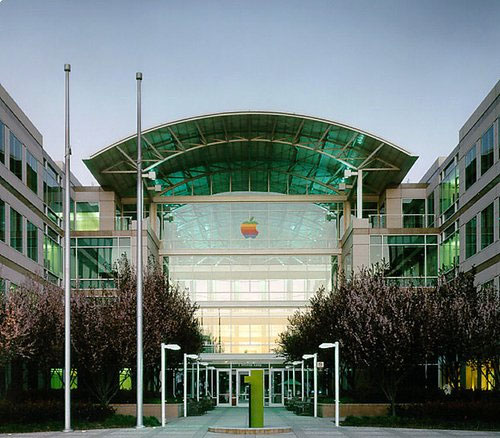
left=84, top=111, right=417, bottom=199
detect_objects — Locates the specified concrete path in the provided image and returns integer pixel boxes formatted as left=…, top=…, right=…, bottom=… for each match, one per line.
left=2, top=407, right=499, bottom=437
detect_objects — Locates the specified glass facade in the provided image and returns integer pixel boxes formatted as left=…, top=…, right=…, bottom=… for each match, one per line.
left=440, top=160, right=459, bottom=219
left=9, top=132, right=23, bottom=180
left=0, top=200, right=4, bottom=242
left=465, top=145, right=477, bottom=190
left=71, top=237, right=131, bottom=289
left=10, top=208, right=23, bottom=253
left=441, top=222, right=459, bottom=272
left=44, top=227, right=62, bottom=281
left=465, top=216, right=477, bottom=259
left=480, top=203, right=494, bottom=249
left=26, top=150, right=38, bottom=194
left=480, top=125, right=494, bottom=175
left=427, top=192, right=435, bottom=227
left=370, top=234, right=438, bottom=286
left=75, top=202, right=99, bottom=231
left=162, top=201, right=339, bottom=251
left=27, top=221, right=38, bottom=262
left=43, top=163, right=62, bottom=224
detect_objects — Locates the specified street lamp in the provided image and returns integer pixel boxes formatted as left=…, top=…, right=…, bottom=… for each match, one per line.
left=183, top=354, right=198, bottom=417
left=161, top=343, right=180, bottom=427
left=319, top=342, right=340, bottom=427
left=303, top=353, right=318, bottom=417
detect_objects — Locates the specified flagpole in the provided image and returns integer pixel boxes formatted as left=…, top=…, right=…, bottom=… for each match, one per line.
left=63, top=63, right=72, bottom=433
left=136, top=72, right=144, bottom=428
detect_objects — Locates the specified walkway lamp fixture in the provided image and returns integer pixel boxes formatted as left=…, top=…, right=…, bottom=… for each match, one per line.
left=161, top=343, right=181, bottom=427
left=319, top=342, right=340, bottom=427
left=303, top=354, right=318, bottom=417
left=184, top=354, right=198, bottom=417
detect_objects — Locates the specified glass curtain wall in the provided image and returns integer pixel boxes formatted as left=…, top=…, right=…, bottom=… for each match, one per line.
left=75, top=202, right=100, bottom=231
left=370, top=235, right=438, bottom=286
left=44, top=226, right=62, bottom=283
left=27, top=221, right=38, bottom=262
left=402, top=199, right=425, bottom=228
left=441, top=223, right=459, bottom=272
left=465, top=217, right=477, bottom=259
left=465, top=145, right=477, bottom=190
left=43, top=163, right=62, bottom=225
left=71, top=237, right=131, bottom=289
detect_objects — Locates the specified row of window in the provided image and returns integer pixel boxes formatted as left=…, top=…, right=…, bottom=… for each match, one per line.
left=0, top=199, right=38, bottom=262
left=465, top=123, right=497, bottom=191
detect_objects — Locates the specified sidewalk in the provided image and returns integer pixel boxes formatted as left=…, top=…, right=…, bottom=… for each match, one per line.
left=2, top=407, right=499, bottom=437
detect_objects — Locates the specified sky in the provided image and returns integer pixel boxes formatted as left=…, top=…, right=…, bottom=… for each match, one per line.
left=0, top=0, right=499, bottom=185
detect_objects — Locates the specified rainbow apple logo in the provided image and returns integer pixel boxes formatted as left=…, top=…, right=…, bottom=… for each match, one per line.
left=241, top=217, right=259, bottom=239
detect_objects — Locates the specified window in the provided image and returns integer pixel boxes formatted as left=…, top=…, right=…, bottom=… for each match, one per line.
left=44, top=226, right=62, bottom=281
left=75, top=202, right=99, bottom=231
left=480, top=203, right=494, bottom=249
left=9, top=132, right=23, bottom=180
left=402, top=199, right=425, bottom=228
left=441, top=222, right=459, bottom=272
left=465, top=217, right=477, bottom=259
left=465, top=145, right=477, bottom=190
left=0, top=200, right=4, bottom=241
left=27, top=221, right=38, bottom=262
left=26, top=150, right=38, bottom=194
left=0, top=121, right=4, bottom=164
left=440, top=160, right=459, bottom=219
left=427, top=192, right=435, bottom=227
left=10, top=208, right=23, bottom=253
left=480, top=125, right=494, bottom=175
left=43, top=163, right=62, bottom=224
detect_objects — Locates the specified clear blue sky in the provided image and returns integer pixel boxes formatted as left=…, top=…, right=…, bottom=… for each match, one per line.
left=1, top=0, right=499, bottom=184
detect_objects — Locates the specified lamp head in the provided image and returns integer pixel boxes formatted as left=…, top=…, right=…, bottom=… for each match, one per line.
left=199, top=362, right=209, bottom=366
left=185, top=353, right=198, bottom=359
left=292, top=360, right=302, bottom=365
left=319, top=342, right=335, bottom=349
left=302, top=354, right=315, bottom=360
left=164, top=343, right=181, bottom=351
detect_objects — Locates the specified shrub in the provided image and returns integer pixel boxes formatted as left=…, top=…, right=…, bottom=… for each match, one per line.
left=0, top=400, right=114, bottom=424
left=396, top=401, right=500, bottom=423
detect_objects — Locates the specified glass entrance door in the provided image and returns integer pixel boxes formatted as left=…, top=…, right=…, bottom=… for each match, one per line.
left=217, top=369, right=231, bottom=406
left=236, top=370, right=250, bottom=406
left=270, top=369, right=284, bottom=406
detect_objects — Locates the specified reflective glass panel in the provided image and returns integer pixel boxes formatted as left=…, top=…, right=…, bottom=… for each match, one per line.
left=10, top=208, right=23, bottom=252
left=481, top=203, right=494, bottom=249
left=480, top=125, right=494, bottom=175
left=9, top=132, right=22, bottom=180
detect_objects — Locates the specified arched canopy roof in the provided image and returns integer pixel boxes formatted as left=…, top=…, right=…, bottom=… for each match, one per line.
left=84, top=111, right=417, bottom=199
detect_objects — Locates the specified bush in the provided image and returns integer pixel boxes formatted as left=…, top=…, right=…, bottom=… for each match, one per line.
left=0, top=400, right=114, bottom=424
left=186, top=397, right=215, bottom=416
left=396, top=401, right=500, bottom=423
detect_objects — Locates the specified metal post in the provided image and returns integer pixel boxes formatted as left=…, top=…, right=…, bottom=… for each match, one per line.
left=205, top=366, right=208, bottom=397
left=356, top=169, right=363, bottom=219
left=196, top=362, right=200, bottom=401
left=335, top=341, right=340, bottom=427
left=183, top=354, right=187, bottom=417
left=161, top=344, right=166, bottom=427
left=313, top=353, right=318, bottom=418
left=292, top=366, right=295, bottom=397
left=135, top=72, right=144, bottom=428
left=63, top=63, right=72, bottom=433
left=301, top=362, right=304, bottom=401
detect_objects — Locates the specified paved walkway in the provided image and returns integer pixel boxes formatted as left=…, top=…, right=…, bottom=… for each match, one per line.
left=2, top=407, right=499, bottom=437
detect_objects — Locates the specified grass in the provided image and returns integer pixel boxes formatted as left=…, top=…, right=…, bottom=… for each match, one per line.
left=0, top=414, right=161, bottom=434
left=342, top=415, right=500, bottom=431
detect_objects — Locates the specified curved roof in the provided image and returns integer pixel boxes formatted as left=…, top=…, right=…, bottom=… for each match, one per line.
left=84, top=111, right=417, bottom=199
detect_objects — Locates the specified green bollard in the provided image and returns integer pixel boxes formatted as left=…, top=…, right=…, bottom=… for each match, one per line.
left=244, top=370, right=264, bottom=428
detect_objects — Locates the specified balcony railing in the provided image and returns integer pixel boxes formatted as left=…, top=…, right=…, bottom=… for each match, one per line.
left=114, top=216, right=133, bottom=231
left=369, top=214, right=435, bottom=229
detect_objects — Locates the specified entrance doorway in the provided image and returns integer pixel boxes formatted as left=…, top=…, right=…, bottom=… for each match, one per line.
left=269, top=369, right=284, bottom=406
left=236, top=369, right=250, bottom=406
left=217, top=369, right=231, bottom=406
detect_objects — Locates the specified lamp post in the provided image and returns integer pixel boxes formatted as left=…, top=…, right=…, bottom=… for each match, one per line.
left=161, top=343, right=180, bottom=427
left=285, top=366, right=290, bottom=401
left=319, top=342, right=340, bottom=427
left=63, top=63, right=72, bottom=433
left=183, top=354, right=198, bottom=417
left=303, top=354, right=317, bottom=417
